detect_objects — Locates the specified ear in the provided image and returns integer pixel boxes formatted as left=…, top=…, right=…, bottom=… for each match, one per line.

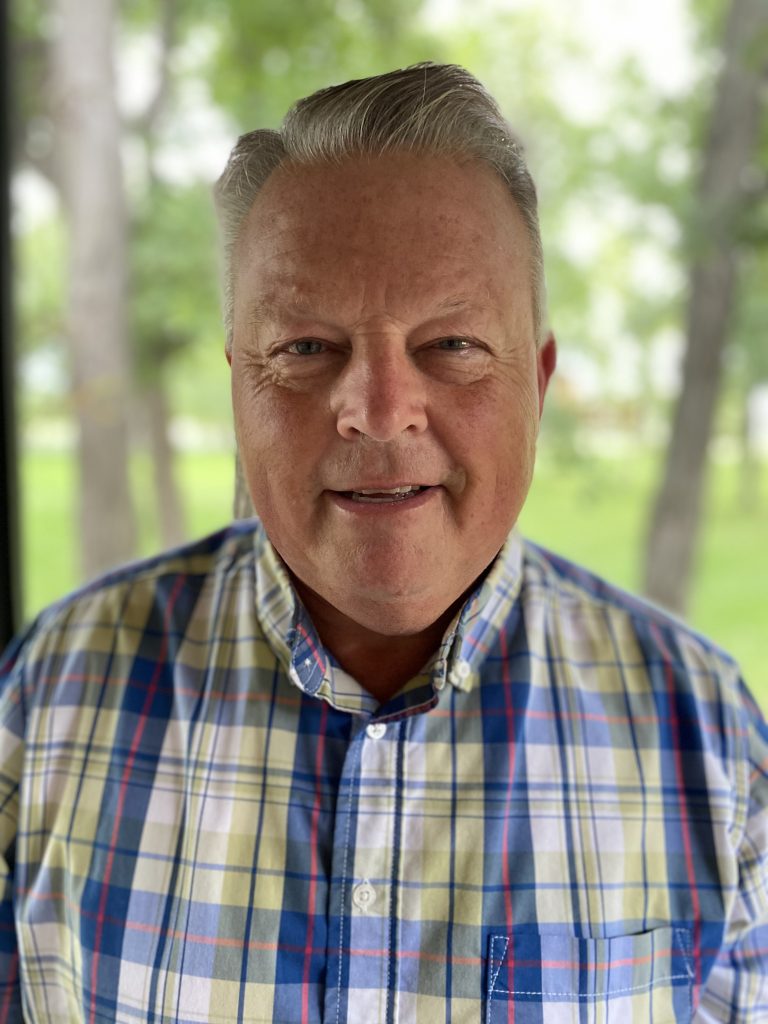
left=536, top=332, right=557, bottom=419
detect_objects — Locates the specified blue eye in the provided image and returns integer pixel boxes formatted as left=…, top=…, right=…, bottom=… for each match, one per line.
left=290, top=340, right=325, bottom=355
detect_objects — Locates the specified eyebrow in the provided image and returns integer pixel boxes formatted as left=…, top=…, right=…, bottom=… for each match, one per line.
left=247, top=294, right=485, bottom=329
left=247, top=300, right=312, bottom=329
left=432, top=295, right=483, bottom=315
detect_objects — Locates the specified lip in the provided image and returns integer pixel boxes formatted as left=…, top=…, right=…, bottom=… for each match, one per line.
left=327, top=485, right=442, bottom=515
left=334, top=482, right=437, bottom=491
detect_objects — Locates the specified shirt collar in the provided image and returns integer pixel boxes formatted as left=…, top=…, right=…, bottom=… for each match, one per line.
left=251, top=517, right=524, bottom=705
left=428, top=528, right=524, bottom=694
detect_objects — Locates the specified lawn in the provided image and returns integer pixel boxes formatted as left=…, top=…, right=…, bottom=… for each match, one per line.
left=19, top=447, right=766, bottom=706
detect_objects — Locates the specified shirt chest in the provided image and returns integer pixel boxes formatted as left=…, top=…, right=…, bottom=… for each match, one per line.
left=15, top=675, right=726, bottom=1022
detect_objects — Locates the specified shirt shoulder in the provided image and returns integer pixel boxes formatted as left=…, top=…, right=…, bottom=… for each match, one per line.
left=518, top=537, right=763, bottom=741
left=521, top=537, right=736, bottom=659
left=518, top=538, right=768, bottom=836
left=0, top=520, right=263, bottom=712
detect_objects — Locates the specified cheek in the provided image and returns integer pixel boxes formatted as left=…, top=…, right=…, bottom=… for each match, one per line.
left=447, top=379, right=539, bottom=461
left=233, top=381, right=329, bottom=511
left=234, top=370, right=310, bottom=448
left=442, top=387, right=539, bottom=529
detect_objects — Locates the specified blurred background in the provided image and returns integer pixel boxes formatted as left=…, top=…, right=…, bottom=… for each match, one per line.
left=7, top=0, right=767, bottom=700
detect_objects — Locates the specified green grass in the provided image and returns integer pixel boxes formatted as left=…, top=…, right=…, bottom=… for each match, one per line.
left=20, top=447, right=767, bottom=706
left=20, top=450, right=234, bottom=617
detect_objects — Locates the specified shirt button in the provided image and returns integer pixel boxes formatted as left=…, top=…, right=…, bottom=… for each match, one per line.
left=352, top=881, right=376, bottom=911
left=449, top=659, right=472, bottom=685
left=365, top=722, right=387, bottom=740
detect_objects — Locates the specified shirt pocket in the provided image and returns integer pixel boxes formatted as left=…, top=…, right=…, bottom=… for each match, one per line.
left=486, top=927, right=693, bottom=1024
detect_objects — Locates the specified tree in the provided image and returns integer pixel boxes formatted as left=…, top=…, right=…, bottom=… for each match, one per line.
left=49, top=0, right=137, bottom=578
left=643, top=0, right=768, bottom=613
left=127, top=0, right=207, bottom=550
left=16, top=0, right=219, bottom=565
left=131, top=182, right=223, bottom=546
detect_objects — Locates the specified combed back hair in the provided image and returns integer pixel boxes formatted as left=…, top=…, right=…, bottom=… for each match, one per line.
left=214, top=62, right=547, bottom=348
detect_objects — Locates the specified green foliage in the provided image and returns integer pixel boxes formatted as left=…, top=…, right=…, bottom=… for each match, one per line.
left=15, top=217, right=66, bottom=355
left=14, top=218, right=70, bottom=424
left=738, top=250, right=768, bottom=377
left=131, top=181, right=223, bottom=383
left=205, top=0, right=445, bottom=130
left=690, top=0, right=731, bottom=51
left=10, top=0, right=53, bottom=164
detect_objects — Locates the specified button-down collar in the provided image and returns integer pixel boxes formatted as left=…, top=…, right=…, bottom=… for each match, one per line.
left=252, top=518, right=524, bottom=706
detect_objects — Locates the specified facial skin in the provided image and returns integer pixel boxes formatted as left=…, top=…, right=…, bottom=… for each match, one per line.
left=228, top=152, right=556, bottom=697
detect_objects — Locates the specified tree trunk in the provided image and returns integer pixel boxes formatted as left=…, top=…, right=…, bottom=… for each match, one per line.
left=642, top=0, right=767, bottom=613
left=49, top=0, right=137, bottom=580
left=144, top=381, right=187, bottom=549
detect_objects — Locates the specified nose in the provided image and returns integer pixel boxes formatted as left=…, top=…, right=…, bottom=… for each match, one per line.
left=331, top=344, right=428, bottom=441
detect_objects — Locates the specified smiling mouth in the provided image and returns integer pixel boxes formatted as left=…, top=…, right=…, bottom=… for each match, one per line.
left=338, top=485, right=429, bottom=504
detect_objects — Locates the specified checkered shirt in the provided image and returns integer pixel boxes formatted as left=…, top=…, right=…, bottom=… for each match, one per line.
left=0, top=519, right=766, bottom=1023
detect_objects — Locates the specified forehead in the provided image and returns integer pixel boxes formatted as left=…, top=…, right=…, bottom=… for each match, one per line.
left=234, top=153, right=532, bottom=321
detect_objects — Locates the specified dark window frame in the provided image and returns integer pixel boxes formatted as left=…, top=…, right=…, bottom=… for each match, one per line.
left=1, top=0, right=22, bottom=647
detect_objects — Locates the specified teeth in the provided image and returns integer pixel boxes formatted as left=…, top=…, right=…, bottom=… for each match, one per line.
left=349, top=485, right=425, bottom=504
left=356, top=485, right=421, bottom=495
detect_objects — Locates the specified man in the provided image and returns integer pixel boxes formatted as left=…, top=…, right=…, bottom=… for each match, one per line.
left=0, top=63, right=765, bottom=1023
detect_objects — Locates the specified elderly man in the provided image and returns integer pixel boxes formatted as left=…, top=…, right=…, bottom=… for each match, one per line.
left=1, top=64, right=765, bottom=1023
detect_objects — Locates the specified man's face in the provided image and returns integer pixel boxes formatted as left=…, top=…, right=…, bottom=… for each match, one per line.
left=229, top=152, right=556, bottom=635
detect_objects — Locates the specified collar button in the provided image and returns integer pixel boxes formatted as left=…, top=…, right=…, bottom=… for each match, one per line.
left=448, top=659, right=472, bottom=686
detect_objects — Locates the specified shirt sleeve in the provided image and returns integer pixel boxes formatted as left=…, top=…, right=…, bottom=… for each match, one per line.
left=0, top=630, right=30, bottom=1022
left=697, top=678, right=768, bottom=1022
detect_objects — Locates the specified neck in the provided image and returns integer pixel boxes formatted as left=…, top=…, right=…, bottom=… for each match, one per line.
left=292, top=581, right=462, bottom=704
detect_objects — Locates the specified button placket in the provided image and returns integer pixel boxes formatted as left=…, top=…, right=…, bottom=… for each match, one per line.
left=342, top=721, right=398, bottom=1015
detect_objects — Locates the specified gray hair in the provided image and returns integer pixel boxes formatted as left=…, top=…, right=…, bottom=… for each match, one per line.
left=214, top=62, right=546, bottom=347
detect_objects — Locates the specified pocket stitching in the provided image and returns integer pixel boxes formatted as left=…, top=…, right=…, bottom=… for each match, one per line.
left=673, top=926, right=694, bottom=1019
left=487, top=928, right=694, bottom=1001
left=487, top=935, right=510, bottom=997
left=674, top=926, right=694, bottom=980
left=491, top=975, right=692, bottom=998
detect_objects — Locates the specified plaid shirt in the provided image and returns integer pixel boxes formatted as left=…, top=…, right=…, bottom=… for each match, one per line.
left=0, top=519, right=766, bottom=1023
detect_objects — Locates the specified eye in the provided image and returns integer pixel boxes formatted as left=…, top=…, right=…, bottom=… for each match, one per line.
left=286, top=339, right=326, bottom=356
left=434, top=336, right=475, bottom=351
